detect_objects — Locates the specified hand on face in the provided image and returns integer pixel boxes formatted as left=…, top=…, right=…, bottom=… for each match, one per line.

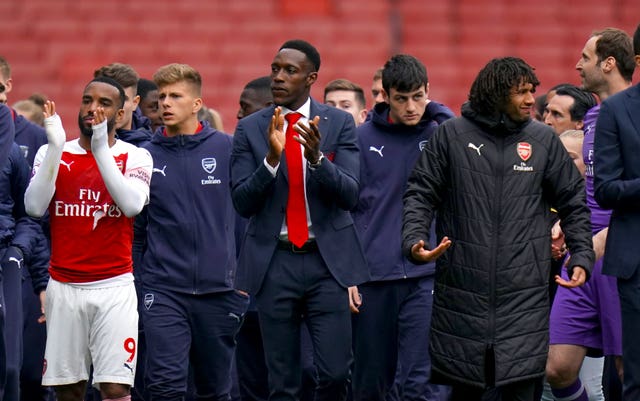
left=93, top=106, right=107, bottom=126
left=91, top=107, right=109, bottom=150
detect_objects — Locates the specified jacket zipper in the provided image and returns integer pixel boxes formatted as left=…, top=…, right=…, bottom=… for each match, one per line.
left=180, top=136, right=199, bottom=295
left=488, top=136, right=503, bottom=345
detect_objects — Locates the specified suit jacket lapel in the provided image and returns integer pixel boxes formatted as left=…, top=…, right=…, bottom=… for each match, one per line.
left=259, top=106, right=276, bottom=148
left=624, top=85, right=640, bottom=135
left=310, top=99, right=329, bottom=150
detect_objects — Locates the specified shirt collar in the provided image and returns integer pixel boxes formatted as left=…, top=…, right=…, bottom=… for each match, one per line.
left=281, top=97, right=311, bottom=120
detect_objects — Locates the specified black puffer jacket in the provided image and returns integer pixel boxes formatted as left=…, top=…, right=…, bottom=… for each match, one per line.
left=402, top=103, right=594, bottom=387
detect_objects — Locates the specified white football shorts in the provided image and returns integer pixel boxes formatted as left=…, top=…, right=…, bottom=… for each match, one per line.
left=42, top=278, right=138, bottom=388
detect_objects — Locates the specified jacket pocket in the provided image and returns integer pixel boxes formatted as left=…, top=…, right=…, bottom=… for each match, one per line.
left=331, top=212, right=353, bottom=230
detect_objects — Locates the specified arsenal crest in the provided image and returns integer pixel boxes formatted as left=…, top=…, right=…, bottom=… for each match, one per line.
left=517, top=142, right=532, bottom=162
left=201, top=157, right=217, bottom=174
left=144, top=293, right=154, bottom=310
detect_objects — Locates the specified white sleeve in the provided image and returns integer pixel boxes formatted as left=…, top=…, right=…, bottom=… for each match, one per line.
left=24, top=114, right=65, bottom=217
left=263, top=157, right=279, bottom=177
left=91, top=120, right=152, bottom=217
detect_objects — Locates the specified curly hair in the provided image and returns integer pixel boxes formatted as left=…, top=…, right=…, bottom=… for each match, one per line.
left=468, top=57, right=539, bottom=116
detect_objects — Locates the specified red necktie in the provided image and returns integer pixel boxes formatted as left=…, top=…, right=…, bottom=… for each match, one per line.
left=284, top=112, right=308, bottom=247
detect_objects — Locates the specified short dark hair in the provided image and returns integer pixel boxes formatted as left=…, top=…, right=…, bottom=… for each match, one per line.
left=554, top=85, right=597, bottom=123
left=28, top=93, right=48, bottom=108
left=634, top=23, right=640, bottom=56
left=245, top=76, right=271, bottom=92
left=88, top=76, right=126, bottom=109
left=324, top=79, right=366, bottom=109
left=592, top=28, right=635, bottom=82
left=468, top=57, right=540, bottom=116
left=549, top=82, right=573, bottom=92
left=279, top=39, right=321, bottom=72
left=137, top=78, right=158, bottom=100
left=373, top=67, right=383, bottom=82
left=382, top=54, right=428, bottom=95
left=94, top=63, right=139, bottom=92
left=243, top=76, right=272, bottom=102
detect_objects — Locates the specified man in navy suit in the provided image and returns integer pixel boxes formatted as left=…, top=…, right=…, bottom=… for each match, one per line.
left=594, top=23, right=640, bottom=401
left=231, top=39, right=369, bottom=401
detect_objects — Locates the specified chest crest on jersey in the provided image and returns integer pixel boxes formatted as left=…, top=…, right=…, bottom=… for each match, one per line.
left=201, top=157, right=221, bottom=185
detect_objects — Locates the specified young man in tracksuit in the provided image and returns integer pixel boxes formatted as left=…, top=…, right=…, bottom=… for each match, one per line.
left=0, top=141, right=49, bottom=401
left=10, top=109, right=51, bottom=401
left=0, top=77, right=52, bottom=400
left=0, top=87, right=50, bottom=401
left=351, top=54, right=454, bottom=401
left=139, top=63, right=248, bottom=401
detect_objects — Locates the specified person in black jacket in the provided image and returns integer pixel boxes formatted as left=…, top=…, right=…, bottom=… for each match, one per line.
left=402, top=57, right=594, bottom=401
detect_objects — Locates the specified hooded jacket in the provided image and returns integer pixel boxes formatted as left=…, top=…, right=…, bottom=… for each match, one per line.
left=10, top=109, right=50, bottom=291
left=116, top=108, right=153, bottom=148
left=140, top=122, right=236, bottom=294
left=1, top=143, right=49, bottom=292
left=12, top=111, right=47, bottom=168
left=402, top=103, right=594, bottom=387
left=353, top=101, right=454, bottom=281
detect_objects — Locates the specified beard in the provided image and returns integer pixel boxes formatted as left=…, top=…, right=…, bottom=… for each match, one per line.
left=77, top=113, right=117, bottom=137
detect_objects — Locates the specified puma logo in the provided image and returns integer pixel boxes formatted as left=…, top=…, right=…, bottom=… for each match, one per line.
left=123, top=363, right=133, bottom=373
left=59, top=160, right=74, bottom=171
left=153, top=165, right=167, bottom=177
left=468, top=143, right=484, bottom=156
left=369, top=146, right=384, bottom=157
left=8, top=257, right=23, bottom=269
left=93, top=210, right=105, bottom=230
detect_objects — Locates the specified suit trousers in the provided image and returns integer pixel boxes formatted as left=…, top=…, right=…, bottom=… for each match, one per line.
left=235, top=310, right=317, bottom=401
left=617, top=268, right=640, bottom=401
left=256, top=247, right=352, bottom=401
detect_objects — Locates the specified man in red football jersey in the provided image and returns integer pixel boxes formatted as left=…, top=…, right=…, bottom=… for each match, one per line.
left=24, top=76, right=152, bottom=401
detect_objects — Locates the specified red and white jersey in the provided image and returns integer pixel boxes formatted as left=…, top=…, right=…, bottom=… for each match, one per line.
left=31, top=138, right=152, bottom=283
